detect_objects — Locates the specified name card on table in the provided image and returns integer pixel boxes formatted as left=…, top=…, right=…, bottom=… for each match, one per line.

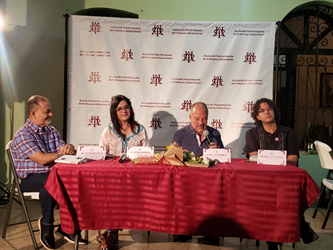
left=203, top=148, right=231, bottom=163
left=127, top=146, right=154, bottom=159
left=76, top=146, right=106, bottom=160
left=257, top=150, right=287, bottom=166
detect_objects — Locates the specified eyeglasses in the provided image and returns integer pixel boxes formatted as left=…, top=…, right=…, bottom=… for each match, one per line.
left=116, top=106, right=130, bottom=112
left=258, top=107, right=273, bottom=113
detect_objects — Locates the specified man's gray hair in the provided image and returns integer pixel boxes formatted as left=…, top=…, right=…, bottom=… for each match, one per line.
left=26, top=95, right=50, bottom=116
left=190, top=102, right=208, bottom=116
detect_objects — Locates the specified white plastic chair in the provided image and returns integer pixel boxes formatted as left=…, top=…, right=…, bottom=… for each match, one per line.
left=2, top=140, right=40, bottom=249
left=312, top=140, right=333, bottom=229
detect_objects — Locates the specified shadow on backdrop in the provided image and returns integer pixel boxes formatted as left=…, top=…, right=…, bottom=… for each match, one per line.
left=149, top=111, right=178, bottom=153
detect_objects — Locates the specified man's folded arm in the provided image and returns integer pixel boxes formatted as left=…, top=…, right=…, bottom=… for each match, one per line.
left=29, top=144, right=75, bottom=165
left=29, top=151, right=59, bottom=165
left=245, top=130, right=259, bottom=158
left=248, top=151, right=258, bottom=157
left=287, top=154, right=298, bottom=166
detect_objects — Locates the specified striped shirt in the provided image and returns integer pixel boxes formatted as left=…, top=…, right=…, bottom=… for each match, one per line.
left=11, top=119, right=66, bottom=179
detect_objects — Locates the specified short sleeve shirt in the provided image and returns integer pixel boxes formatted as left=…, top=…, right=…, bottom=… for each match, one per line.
left=11, top=119, right=66, bottom=179
left=245, top=125, right=299, bottom=158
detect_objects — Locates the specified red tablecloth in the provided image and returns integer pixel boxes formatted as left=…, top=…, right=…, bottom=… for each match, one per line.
left=45, top=158, right=319, bottom=243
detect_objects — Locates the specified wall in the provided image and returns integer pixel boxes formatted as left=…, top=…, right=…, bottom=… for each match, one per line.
left=85, top=0, right=320, bottom=22
left=1, top=0, right=332, bottom=185
left=0, top=0, right=85, bottom=186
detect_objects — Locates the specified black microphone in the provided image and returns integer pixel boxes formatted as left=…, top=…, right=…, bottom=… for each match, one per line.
left=203, top=130, right=211, bottom=145
left=118, top=153, right=126, bottom=163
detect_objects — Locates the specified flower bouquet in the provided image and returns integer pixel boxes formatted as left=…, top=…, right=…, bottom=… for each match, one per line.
left=131, top=142, right=216, bottom=167
left=183, top=151, right=216, bottom=167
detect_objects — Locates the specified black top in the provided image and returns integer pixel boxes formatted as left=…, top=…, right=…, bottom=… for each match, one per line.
left=245, top=125, right=299, bottom=159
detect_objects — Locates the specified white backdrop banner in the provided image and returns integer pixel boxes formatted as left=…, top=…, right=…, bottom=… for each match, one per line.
left=68, top=15, right=275, bottom=158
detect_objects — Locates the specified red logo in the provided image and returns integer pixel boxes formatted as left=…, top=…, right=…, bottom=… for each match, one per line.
left=244, top=52, right=256, bottom=64
left=88, top=116, right=101, bottom=127
left=213, top=26, right=225, bottom=38
left=88, top=72, right=101, bottom=84
left=211, top=76, right=223, bottom=87
left=150, top=74, right=162, bottom=86
left=150, top=118, right=162, bottom=129
left=243, top=101, right=254, bottom=113
left=121, top=49, right=134, bottom=61
left=181, top=100, right=192, bottom=111
left=152, top=25, right=164, bottom=37
left=183, top=51, right=195, bottom=63
left=211, top=119, right=223, bottom=129
left=89, top=22, right=101, bottom=34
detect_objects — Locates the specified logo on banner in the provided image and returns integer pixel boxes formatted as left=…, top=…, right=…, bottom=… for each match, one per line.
left=89, top=22, right=102, bottom=34
left=211, top=76, right=223, bottom=87
left=213, top=26, right=225, bottom=38
left=183, top=51, right=195, bottom=63
left=88, top=116, right=101, bottom=127
left=121, top=49, right=134, bottom=61
left=244, top=52, right=257, bottom=64
left=181, top=100, right=192, bottom=111
left=150, top=74, right=163, bottom=86
left=211, top=119, right=223, bottom=129
left=152, top=25, right=164, bottom=37
left=88, top=72, right=101, bottom=84
left=243, top=101, right=254, bottom=113
left=150, top=118, right=162, bottom=129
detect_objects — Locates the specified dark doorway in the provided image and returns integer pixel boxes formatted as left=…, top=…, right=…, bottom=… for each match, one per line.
left=275, top=1, right=333, bottom=149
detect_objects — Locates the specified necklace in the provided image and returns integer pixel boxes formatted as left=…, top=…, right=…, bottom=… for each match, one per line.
left=121, top=124, right=130, bottom=133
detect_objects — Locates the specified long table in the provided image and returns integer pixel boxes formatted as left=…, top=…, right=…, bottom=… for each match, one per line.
left=45, top=158, right=319, bottom=245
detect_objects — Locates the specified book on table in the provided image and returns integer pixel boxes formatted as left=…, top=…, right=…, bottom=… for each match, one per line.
left=55, top=155, right=86, bottom=164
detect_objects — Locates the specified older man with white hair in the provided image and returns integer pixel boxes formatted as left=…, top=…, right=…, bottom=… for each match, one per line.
left=172, top=102, right=224, bottom=155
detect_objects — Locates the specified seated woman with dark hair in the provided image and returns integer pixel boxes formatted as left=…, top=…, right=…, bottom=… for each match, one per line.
left=98, top=95, right=149, bottom=247
left=99, top=94, right=149, bottom=156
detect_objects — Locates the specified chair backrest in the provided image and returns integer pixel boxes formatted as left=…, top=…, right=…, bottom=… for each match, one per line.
left=5, top=140, right=22, bottom=186
left=6, top=140, right=39, bottom=199
left=314, top=140, right=333, bottom=170
left=6, top=140, right=14, bottom=166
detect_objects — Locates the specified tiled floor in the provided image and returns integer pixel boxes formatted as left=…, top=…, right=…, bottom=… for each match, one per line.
left=0, top=200, right=332, bottom=250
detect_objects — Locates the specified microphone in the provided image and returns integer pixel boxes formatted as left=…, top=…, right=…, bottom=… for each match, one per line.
left=118, top=153, right=127, bottom=163
left=203, top=130, right=211, bottom=145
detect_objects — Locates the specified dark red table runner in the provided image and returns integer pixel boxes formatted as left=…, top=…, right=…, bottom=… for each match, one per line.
left=45, top=158, right=319, bottom=243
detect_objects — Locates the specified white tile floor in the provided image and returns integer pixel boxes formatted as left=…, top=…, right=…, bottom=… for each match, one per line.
left=0, top=200, right=332, bottom=250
